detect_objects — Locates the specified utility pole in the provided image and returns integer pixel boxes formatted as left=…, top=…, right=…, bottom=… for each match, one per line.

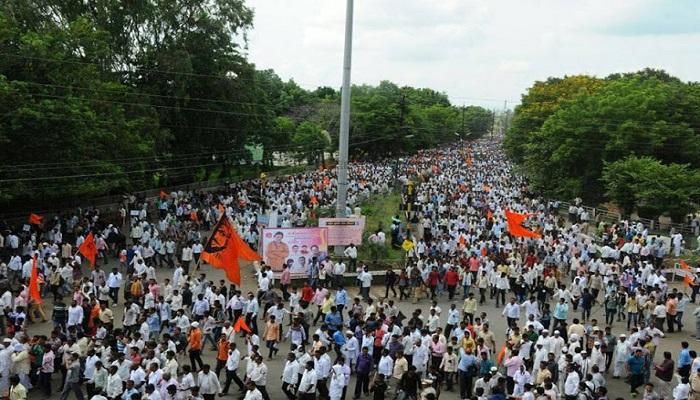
left=461, top=103, right=466, bottom=138
left=335, top=0, right=353, bottom=255
left=491, top=108, right=496, bottom=139
left=397, top=91, right=407, bottom=141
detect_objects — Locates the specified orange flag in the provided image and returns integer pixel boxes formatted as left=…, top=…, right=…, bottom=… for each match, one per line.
left=310, top=195, right=318, bottom=205
left=28, top=213, right=44, bottom=225
left=201, top=215, right=261, bottom=285
left=680, top=260, right=691, bottom=270
left=78, top=232, right=98, bottom=267
left=29, top=255, right=42, bottom=304
left=233, top=317, right=252, bottom=333
left=505, top=210, right=542, bottom=239
left=684, top=274, right=696, bottom=287
left=496, top=344, right=508, bottom=365
left=160, top=190, right=168, bottom=199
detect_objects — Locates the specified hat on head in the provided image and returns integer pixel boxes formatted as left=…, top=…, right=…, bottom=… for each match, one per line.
left=191, top=322, right=199, bottom=328
left=490, top=366, right=497, bottom=372
left=620, top=334, right=627, bottom=337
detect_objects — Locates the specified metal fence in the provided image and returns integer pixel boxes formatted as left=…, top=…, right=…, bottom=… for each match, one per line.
left=554, top=200, right=695, bottom=237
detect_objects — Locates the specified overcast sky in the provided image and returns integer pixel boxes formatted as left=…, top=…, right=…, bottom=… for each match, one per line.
left=244, top=0, right=700, bottom=108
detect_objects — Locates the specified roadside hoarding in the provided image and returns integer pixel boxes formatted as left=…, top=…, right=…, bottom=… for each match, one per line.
left=319, top=216, right=365, bottom=246
left=261, top=227, right=328, bottom=273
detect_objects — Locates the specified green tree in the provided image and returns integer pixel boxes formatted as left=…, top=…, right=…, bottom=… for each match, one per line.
left=461, top=106, right=494, bottom=138
left=520, top=72, right=700, bottom=205
left=602, top=156, right=700, bottom=221
left=505, top=75, right=605, bottom=162
left=292, top=121, right=329, bottom=164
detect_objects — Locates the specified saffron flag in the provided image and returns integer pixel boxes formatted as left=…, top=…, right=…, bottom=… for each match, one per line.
left=160, top=190, right=168, bottom=199
left=233, top=317, right=252, bottom=333
left=29, top=255, right=42, bottom=304
left=28, top=213, right=44, bottom=225
left=496, top=344, right=508, bottom=365
left=680, top=260, right=691, bottom=270
left=684, top=274, right=696, bottom=287
left=201, top=215, right=261, bottom=285
left=78, top=232, right=98, bottom=267
left=505, top=210, right=542, bottom=239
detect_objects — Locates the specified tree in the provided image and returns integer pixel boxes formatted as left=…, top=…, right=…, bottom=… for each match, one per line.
left=518, top=71, right=700, bottom=205
left=602, top=156, right=700, bottom=221
left=505, top=75, right=605, bottom=162
left=462, top=106, right=494, bottom=138
left=292, top=121, right=329, bottom=164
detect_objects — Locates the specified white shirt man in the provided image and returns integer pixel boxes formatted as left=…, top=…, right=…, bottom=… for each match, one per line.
left=282, top=358, right=299, bottom=386
left=297, top=365, right=317, bottom=395
left=68, top=304, right=84, bottom=327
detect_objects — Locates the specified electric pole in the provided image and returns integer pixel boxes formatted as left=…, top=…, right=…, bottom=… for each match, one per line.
left=461, top=104, right=466, bottom=138
left=335, top=0, right=353, bottom=255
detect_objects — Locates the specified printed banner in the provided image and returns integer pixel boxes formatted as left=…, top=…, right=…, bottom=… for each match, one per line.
left=318, top=216, right=366, bottom=246
left=261, top=228, right=328, bottom=273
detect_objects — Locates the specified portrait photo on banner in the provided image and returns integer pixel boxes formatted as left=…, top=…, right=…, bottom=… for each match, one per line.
left=261, top=227, right=329, bottom=274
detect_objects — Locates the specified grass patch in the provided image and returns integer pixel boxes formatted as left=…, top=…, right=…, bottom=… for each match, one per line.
left=358, top=192, right=405, bottom=263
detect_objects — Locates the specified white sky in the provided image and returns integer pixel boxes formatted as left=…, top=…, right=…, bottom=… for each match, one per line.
left=244, top=0, right=700, bottom=108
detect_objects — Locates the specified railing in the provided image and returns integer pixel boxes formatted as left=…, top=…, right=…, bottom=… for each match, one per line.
left=554, top=200, right=695, bottom=238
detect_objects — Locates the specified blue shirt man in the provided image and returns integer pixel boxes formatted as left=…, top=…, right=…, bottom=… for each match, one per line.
left=627, top=352, right=645, bottom=375
left=325, top=309, right=342, bottom=332
left=332, top=330, right=346, bottom=346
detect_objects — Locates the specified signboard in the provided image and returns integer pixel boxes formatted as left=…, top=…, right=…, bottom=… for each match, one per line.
left=256, top=213, right=270, bottom=227
left=261, top=228, right=328, bottom=273
left=319, top=216, right=365, bottom=246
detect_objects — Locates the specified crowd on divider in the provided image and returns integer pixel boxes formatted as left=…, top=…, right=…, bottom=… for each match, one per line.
left=0, top=139, right=697, bottom=400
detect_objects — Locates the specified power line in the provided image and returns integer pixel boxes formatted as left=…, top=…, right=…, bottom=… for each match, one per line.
left=0, top=136, right=391, bottom=183
left=1, top=53, right=517, bottom=106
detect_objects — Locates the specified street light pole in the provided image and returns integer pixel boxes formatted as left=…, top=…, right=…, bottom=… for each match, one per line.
left=335, top=0, right=354, bottom=256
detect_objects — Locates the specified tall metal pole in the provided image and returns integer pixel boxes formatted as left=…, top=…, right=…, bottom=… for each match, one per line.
left=335, top=0, right=353, bottom=255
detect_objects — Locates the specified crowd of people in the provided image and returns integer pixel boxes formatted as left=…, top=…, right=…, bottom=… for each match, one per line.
left=0, top=139, right=696, bottom=400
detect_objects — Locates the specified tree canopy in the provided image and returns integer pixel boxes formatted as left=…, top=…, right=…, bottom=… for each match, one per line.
left=508, top=69, right=700, bottom=220
left=0, top=0, right=492, bottom=209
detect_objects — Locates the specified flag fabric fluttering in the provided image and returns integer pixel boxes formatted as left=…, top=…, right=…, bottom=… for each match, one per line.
left=233, top=317, right=252, bottom=333
left=684, top=273, right=696, bottom=287
left=29, top=255, right=42, bottom=304
left=28, top=213, right=44, bottom=225
left=505, top=210, right=542, bottom=239
left=201, top=215, right=261, bottom=285
left=680, top=260, right=691, bottom=270
left=78, top=232, right=98, bottom=268
left=160, top=190, right=168, bottom=199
